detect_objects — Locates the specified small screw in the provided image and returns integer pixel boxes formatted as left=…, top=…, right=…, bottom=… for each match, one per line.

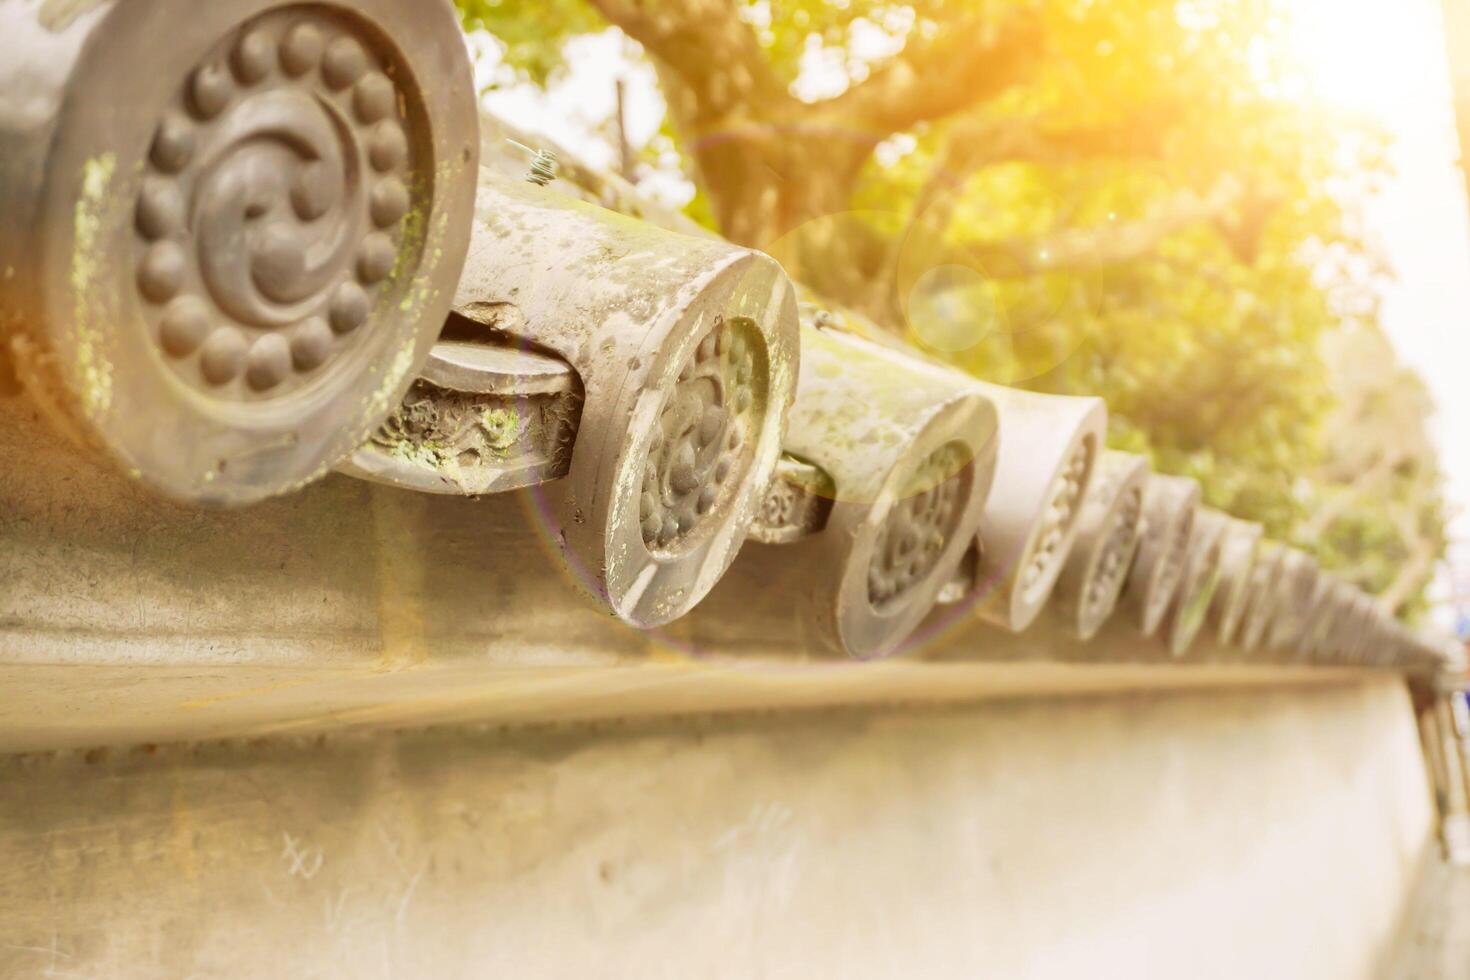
left=507, top=139, right=557, bottom=187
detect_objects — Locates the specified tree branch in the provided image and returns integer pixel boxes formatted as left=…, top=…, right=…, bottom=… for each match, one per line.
left=933, top=107, right=1180, bottom=190
left=899, top=108, right=1183, bottom=280
left=943, top=176, right=1256, bottom=279
left=586, top=0, right=791, bottom=119
left=1378, top=505, right=1439, bottom=615
left=815, top=10, right=1044, bottom=134
left=1301, top=450, right=1405, bottom=539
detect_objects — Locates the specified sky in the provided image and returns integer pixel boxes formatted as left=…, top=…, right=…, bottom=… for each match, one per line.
left=469, top=0, right=1470, bottom=628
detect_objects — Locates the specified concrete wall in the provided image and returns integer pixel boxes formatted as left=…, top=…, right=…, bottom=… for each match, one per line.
left=0, top=676, right=1433, bottom=979
left=0, top=392, right=1393, bottom=753
left=0, top=382, right=1439, bottom=978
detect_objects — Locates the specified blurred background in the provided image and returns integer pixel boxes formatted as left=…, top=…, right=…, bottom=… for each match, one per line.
left=454, top=0, right=1470, bottom=634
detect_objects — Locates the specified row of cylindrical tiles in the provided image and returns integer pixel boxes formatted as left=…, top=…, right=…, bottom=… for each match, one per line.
left=0, top=0, right=1459, bottom=684
left=366, top=110, right=1465, bottom=682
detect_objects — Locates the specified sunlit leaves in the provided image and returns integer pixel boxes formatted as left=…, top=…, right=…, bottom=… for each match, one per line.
left=456, top=0, right=1446, bottom=615
left=456, top=0, right=605, bottom=86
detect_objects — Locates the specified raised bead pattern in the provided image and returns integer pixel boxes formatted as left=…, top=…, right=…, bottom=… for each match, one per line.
left=1019, top=438, right=1094, bottom=599
left=134, top=8, right=420, bottom=398
left=640, top=316, right=766, bottom=554
left=868, top=442, right=971, bottom=606
left=1083, top=485, right=1142, bottom=623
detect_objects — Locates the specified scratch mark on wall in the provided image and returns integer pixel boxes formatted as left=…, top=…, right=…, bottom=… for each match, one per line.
left=282, top=832, right=324, bottom=880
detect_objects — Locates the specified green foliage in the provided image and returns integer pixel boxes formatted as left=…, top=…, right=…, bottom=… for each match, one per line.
left=460, top=0, right=1447, bottom=614
left=455, top=0, right=604, bottom=86
left=827, top=0, right=1437, bottom=608
left=732, top=1, right=924, bottom=87
left=828, top=0, right=1354, bottom=534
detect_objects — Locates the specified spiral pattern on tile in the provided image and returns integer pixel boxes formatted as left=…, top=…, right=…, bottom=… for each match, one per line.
left=135, top=9, right=419, bottom=399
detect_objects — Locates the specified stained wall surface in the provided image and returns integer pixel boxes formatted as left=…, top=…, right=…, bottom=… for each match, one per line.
left=0, top=390, right=1389, bottom=753
left=0, top=676, right=1433, bottom=979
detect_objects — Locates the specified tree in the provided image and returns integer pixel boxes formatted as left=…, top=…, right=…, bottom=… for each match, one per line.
left=455, top=0, right=1446, bottom=617
left=1310, top=322, right=1448, bottom=620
